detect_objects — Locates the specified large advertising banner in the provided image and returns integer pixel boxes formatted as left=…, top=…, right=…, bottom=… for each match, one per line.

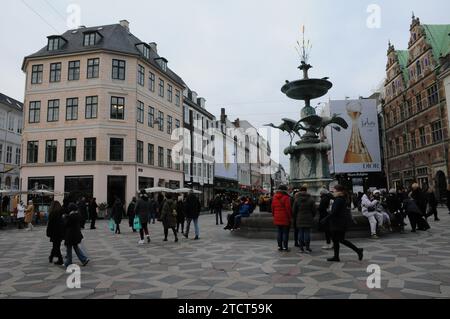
left=214, top=132, right=238, bottom=181
left=330, top=99, right=382, bottom=173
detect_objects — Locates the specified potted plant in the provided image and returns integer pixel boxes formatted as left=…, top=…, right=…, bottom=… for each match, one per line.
left=98, top=202, right=108, bottom=219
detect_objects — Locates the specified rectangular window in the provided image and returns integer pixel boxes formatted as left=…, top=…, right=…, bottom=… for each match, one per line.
left=168, top=84, right=173, bottom=102
left=137, top=101, right=144, bottom=124
left=84, top=138, right=96, bottom=161
left=148, top=106, right=155, bottom=128
left=148, top=144, right=154, bottom=166
left=83, top=33, right=97, bottom=46
left=112, top=59, right=126, bottom=80
left=64, top=139, right=77, bottom=162
left=410, top=131, right=416, bottom=150
left=17, top=119, right=23, bottom=134
left=50, top=63, right=61, bottom=82
left=419, top=127, right=426, bottom=147
left=111, top=97, right=125, bottom=120
left=85, top=96, right=98, bottom=119
left=158, top=111, right=164, bottom=132
left=8, top=116, right=14, bottom=132
left=48, top=38, right=60, bottom=51
left=27, top=141, right=39, bottom=164
left=6, top=146, right=12, bottom=164
left=149, top=72, right=155, bottom=92
left=175, top=90, right=181, bottom=107
left=110, top=138, right=124, bottom=161
left=45, top=140, right=57, bottom=163
left=431, top=121, right=443, bottom=143
left=0, top=143, right=3, bottom=163
left=15, top=148, right=21, bottom=165
left=137, top=140, right=144, bottom=163
left=138, top=65, right=145, bottom=86
left=68, top=60, right=80, bottom=81
left=47, top=100, right=59, bottom=122
left=184, top=105, right=190, bottom=124
left=158, top=147, right=164, bottom=168
left=416, top=94, right=422, bottom=111
left=407, top=99, right=413, bottom=117
left=167, top=115, right=173, bottom=134
left=87, top=58, right=100, bottom=79
left=29, top=101, right=41, bottom=124
left=31, top=65, right=43, bottom=84
left=176, top=119, right=180, bottom=129
left=167, top=149, right=173, bottom=169
left=66, top=98, right=78, bottom=121
left=427, top=84, right=439, bottom=107
left=159, top=79, right=165, bottom=97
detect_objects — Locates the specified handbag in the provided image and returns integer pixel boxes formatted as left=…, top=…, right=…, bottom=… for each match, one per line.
left=108, top=219, right=115, bottom=232
left=133, top=216, right=142, bottom=231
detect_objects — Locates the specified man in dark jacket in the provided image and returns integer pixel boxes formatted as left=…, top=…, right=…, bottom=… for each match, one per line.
left=322, top=185, right=363, bottom=263
left=184, top=192, right=201, bottom=240
left=213, top=195, right=223, bottom=225
left=127, top=197, right=137, bottom=232
left=89, top=198, right=98, bottom=230
left=77, top=197, right=88, bottom=229
left=293, top=187, right=317, bottom=253
left=135, top=192, right=151, bottom=244
left=63, top=203, right=89, bottom=268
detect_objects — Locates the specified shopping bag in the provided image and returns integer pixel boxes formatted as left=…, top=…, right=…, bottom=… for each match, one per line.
left=108, top=219, right=115, bottom=232
left=133, top=216, right=142, bottom=231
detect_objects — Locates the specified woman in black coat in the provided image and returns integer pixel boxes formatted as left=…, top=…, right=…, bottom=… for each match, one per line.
left=426, top=188, right=439, bottom=221
left=322, top=185, right=363, bottom=262
left=176, top=196, right=185, bottom=234
left=63, top=203, right=89, bottom=268
left=111, top=198, right=124, bottom=234
left=318, top=190, right=333, bottom=250
left=127, top=197, right=137, bottom=232
left=46, top=201, right=65, bottom=265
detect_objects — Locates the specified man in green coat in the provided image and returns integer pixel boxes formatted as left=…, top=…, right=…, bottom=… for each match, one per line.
left=293, top=187, right=317, bottom=253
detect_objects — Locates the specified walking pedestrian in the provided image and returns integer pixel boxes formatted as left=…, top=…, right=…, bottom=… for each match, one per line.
left=322, top=185, right=363, bottom=263
left=78, top=197, right=88, bottom=229
left=25, top=200, right=34, bottom=231
left=63, top=203, right=89, bottom=268
left=176, top=195, right=185, bottom=233
left=127, top=197, right=137, bottom=232
left=426, top=187, right=440, bottom=221
left=411, top=183, right=428, bottom=216
left=318, top=189, right=333, bottom=250
left=89, top=198, right=98, bottom=230
left=160, top=193, right=179, bottom=242
left=135, top=191, right=151, bottom=245
left=447, top=185, right=450, bottom=215
left=46, top=201, right=64, bottom=265
left=17, top=201, right=25, bottom=230
left=271, top=185, right=292, bottom=252
left=293, top=187, right=317, bottom=253
left=213, top=195, right=223, bottom=225
left=184, top=191, right=201, bottom=240
left=111, top=198, right=124, bottom=234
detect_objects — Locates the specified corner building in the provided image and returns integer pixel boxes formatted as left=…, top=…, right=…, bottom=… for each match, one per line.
left=21, top=20, right=185, bottom=206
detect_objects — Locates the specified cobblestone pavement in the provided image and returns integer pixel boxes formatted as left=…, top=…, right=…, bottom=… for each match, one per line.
left=1, top=208, right=450, bottom=299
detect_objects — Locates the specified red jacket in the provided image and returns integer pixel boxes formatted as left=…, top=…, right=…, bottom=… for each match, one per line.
left=271, top=192, right=292, bottom=226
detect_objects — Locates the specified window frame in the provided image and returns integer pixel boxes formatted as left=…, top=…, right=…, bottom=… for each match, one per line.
left=158, top=146, right=164, bottom=168
left=159, top=79, right=165, bottom=97
left=148, top=143, right=155, bottom=166
left=66, top=98, right=79, bottom=121
left=29, top=101, right=41, bottom=124
left=148, top=106, right=155, bottom=128
left=137, top=101, right=144, bottom=124
left=111, top=96, right=125, bottom=120
left=68, top=60, right=80, bottom=81
left=87, top=58, right=100, bottom=79
left=137, top=140, right=144, bottom=164
left=110, top=138, right=124, bottom=162
left=64, top=139, right=77, bottom=162
left=49, top=62, right=62, bottom=83
left=112, top=59, right=126, bottom=80
left=138, top=65, right=145, bottom=86
left=31, top=64, right=43, bottom=84
left=84, top=137, right=97, bottom=162
left=27, top=141, right=39, bottom=164
left=149, top=72, right=155, bottom=92
left=45, top=140, right=58, bottom=163
left=47, top=99, right=60, bottom=122
left=85, top=96, right=98, bottom=119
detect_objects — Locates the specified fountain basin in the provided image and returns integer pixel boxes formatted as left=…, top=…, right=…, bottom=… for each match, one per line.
left=281, top=78, right=332, bottom=101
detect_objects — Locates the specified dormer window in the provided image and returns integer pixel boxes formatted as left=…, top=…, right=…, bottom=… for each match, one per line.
left=47, top=36, right=66, bottom=51
left=155, top=58, right=168, bottom=72
left=83, top=32, right=101, bottom=46
left=136, top=43, right=150, bottom=59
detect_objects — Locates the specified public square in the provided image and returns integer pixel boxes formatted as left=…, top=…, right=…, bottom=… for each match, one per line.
left=1, top=208, right=450, bottom=299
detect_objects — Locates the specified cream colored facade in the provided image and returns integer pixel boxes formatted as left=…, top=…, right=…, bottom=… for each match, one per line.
left=22, top=42, right=184, bottom=205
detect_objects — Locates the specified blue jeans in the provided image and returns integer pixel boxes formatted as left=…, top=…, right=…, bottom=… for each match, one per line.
left=298, top=227, right=311, bottom=249
left=65, top=244, right=88, bottom=267
left=185, top=218, right=199, bottom=237
left=277, top=226, right=290, bottom=249
left=149, top=212, right=156, bottom=223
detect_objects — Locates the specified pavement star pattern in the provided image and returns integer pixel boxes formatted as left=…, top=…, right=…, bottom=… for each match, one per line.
left=1, top=208, right=450, bottom=299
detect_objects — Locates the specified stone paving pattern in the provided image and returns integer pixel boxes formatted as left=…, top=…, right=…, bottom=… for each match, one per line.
left=1, top=208, right=450, bottom=299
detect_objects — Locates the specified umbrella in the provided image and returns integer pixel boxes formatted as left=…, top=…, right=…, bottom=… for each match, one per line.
left=144, top=187, right=176, bottom=194
left=174, top=188, right=195, bottom=194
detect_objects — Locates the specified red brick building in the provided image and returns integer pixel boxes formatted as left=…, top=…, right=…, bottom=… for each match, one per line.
left=383, top=15, right=450, bottom=199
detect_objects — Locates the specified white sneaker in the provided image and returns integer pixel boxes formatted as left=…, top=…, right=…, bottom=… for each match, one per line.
left=138, top=240, right=145, bottom=245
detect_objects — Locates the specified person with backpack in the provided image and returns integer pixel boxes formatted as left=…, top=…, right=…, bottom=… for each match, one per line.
left=322, top=185, right=363, bottom=263
left=160, top=193, right=179, bottom=242
left=271, top=185, right=292, bottom=252
left=293, top=186, right=317, bottom=254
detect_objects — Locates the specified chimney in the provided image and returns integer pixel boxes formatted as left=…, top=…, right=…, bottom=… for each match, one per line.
left=120, top=20, right=130, bottom=32
left=220, top=108, right=227, bottom=123
left=191, top=91, right=198, bottom=103
left=149, top=42, right=157, bottom=54
left=234, top=118, right=240, bottom=128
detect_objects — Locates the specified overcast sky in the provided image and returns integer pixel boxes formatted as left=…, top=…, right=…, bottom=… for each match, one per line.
left=1, top=0, right=450, bottom=170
